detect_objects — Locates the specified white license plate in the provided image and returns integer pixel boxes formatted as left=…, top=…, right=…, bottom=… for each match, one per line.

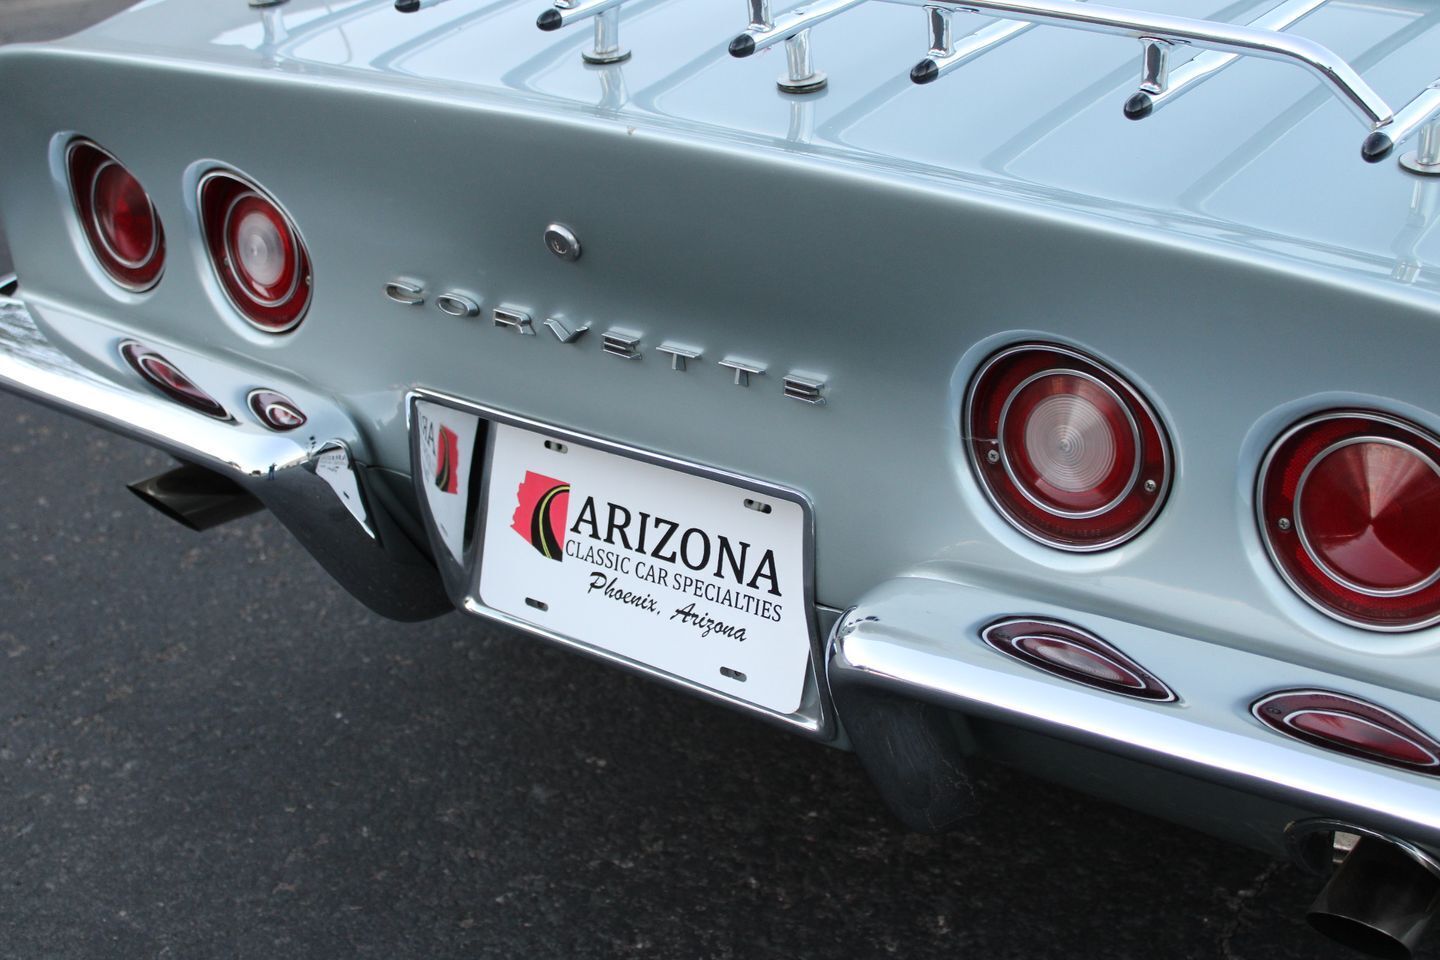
left=477, top=423, right=812, bottom=715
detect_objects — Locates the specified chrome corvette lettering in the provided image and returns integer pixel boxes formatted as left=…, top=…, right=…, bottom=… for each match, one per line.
left=385, top=282, right=825, bottom=404
left=568, top=494, right=781, bottom=596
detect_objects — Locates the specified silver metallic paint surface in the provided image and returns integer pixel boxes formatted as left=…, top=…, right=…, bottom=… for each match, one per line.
left=4, top=0, right=1440, bottom=704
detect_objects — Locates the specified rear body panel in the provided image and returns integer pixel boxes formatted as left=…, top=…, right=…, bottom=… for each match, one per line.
left=6, top=0, right=1440, bottom=859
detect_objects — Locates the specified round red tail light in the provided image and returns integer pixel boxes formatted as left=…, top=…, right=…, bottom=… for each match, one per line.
left=966, top=344, right=1171, bottom=550
left=199, top=171, right=311, bottom=332
left=1259, top=411, right=1440, bottom=630
left=67, top=140, right=165, bottom=292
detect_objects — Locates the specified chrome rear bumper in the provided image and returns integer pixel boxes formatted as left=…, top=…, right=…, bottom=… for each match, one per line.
left=0, top=276, right=448, bottom=622
left=828, top=576, right=1440, bottom=855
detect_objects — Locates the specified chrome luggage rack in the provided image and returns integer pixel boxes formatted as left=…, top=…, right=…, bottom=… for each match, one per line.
left=506, top=0, right=1440, bottom=170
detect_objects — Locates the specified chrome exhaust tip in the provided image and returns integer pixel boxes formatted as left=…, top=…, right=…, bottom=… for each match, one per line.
left=128, top=463, right=264, bottom=532
left=1304, top=832, right=1440, bottom=960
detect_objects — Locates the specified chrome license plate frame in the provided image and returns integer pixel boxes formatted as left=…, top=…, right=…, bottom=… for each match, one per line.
left=406, top=390, right=832, bottom=739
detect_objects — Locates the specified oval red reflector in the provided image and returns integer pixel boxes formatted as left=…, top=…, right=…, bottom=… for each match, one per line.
left=1252, top=690, right=1440, bottom=773
left=119, top=341, right=231, bottom=422
left=247, top=390, right=307, bottom=431
left=981, top=618, right=1176, bottom=702
left=1013, top=635, right=1143, bottom=687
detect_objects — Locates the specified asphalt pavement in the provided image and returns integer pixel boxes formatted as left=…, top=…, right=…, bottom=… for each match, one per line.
left=0, top=2, right=1425, bottom=958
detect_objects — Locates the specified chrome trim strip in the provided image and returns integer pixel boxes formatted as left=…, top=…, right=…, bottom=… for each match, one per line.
left=1292, top=435, right=1440, bottom=599
left=405, top=388, right=836, bottom=741
left=829, top=600, right=1440, bottom=850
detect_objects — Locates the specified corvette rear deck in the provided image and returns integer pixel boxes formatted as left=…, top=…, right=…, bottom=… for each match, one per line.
left=8, top=0, right=1440, bottom=952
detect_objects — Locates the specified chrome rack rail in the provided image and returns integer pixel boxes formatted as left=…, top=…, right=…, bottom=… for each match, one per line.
left=903, top=0, right=1440, bottom=168
left=535, top=0, right=632, bottom=63
left=1116, top=0, right=1328, bottom=120
left=911, top=9, right=1035, bottom=85
left=728, top=0, right=868, bottom=92
left=903, top=0, right=1387, bottom=122
left=519, top=0, right=1440, bottom=169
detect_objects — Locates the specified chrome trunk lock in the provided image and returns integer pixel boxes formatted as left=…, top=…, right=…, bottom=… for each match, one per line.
left=544, top=223, right=581, bottom=261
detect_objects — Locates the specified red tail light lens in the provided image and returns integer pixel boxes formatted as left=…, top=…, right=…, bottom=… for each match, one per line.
left=1253, top=690, right=1440, bottom=773
left=67, top=140, right=165, bottom=292
left=119, top=341, right=231, bottom=421
left=1259, top=412, right=1440, bottom=630
left=199, top=171, right=311, bottom=332
left=982, top=618, right=1176, bottom=701
left=966, top=344, right=1171, bottom=550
